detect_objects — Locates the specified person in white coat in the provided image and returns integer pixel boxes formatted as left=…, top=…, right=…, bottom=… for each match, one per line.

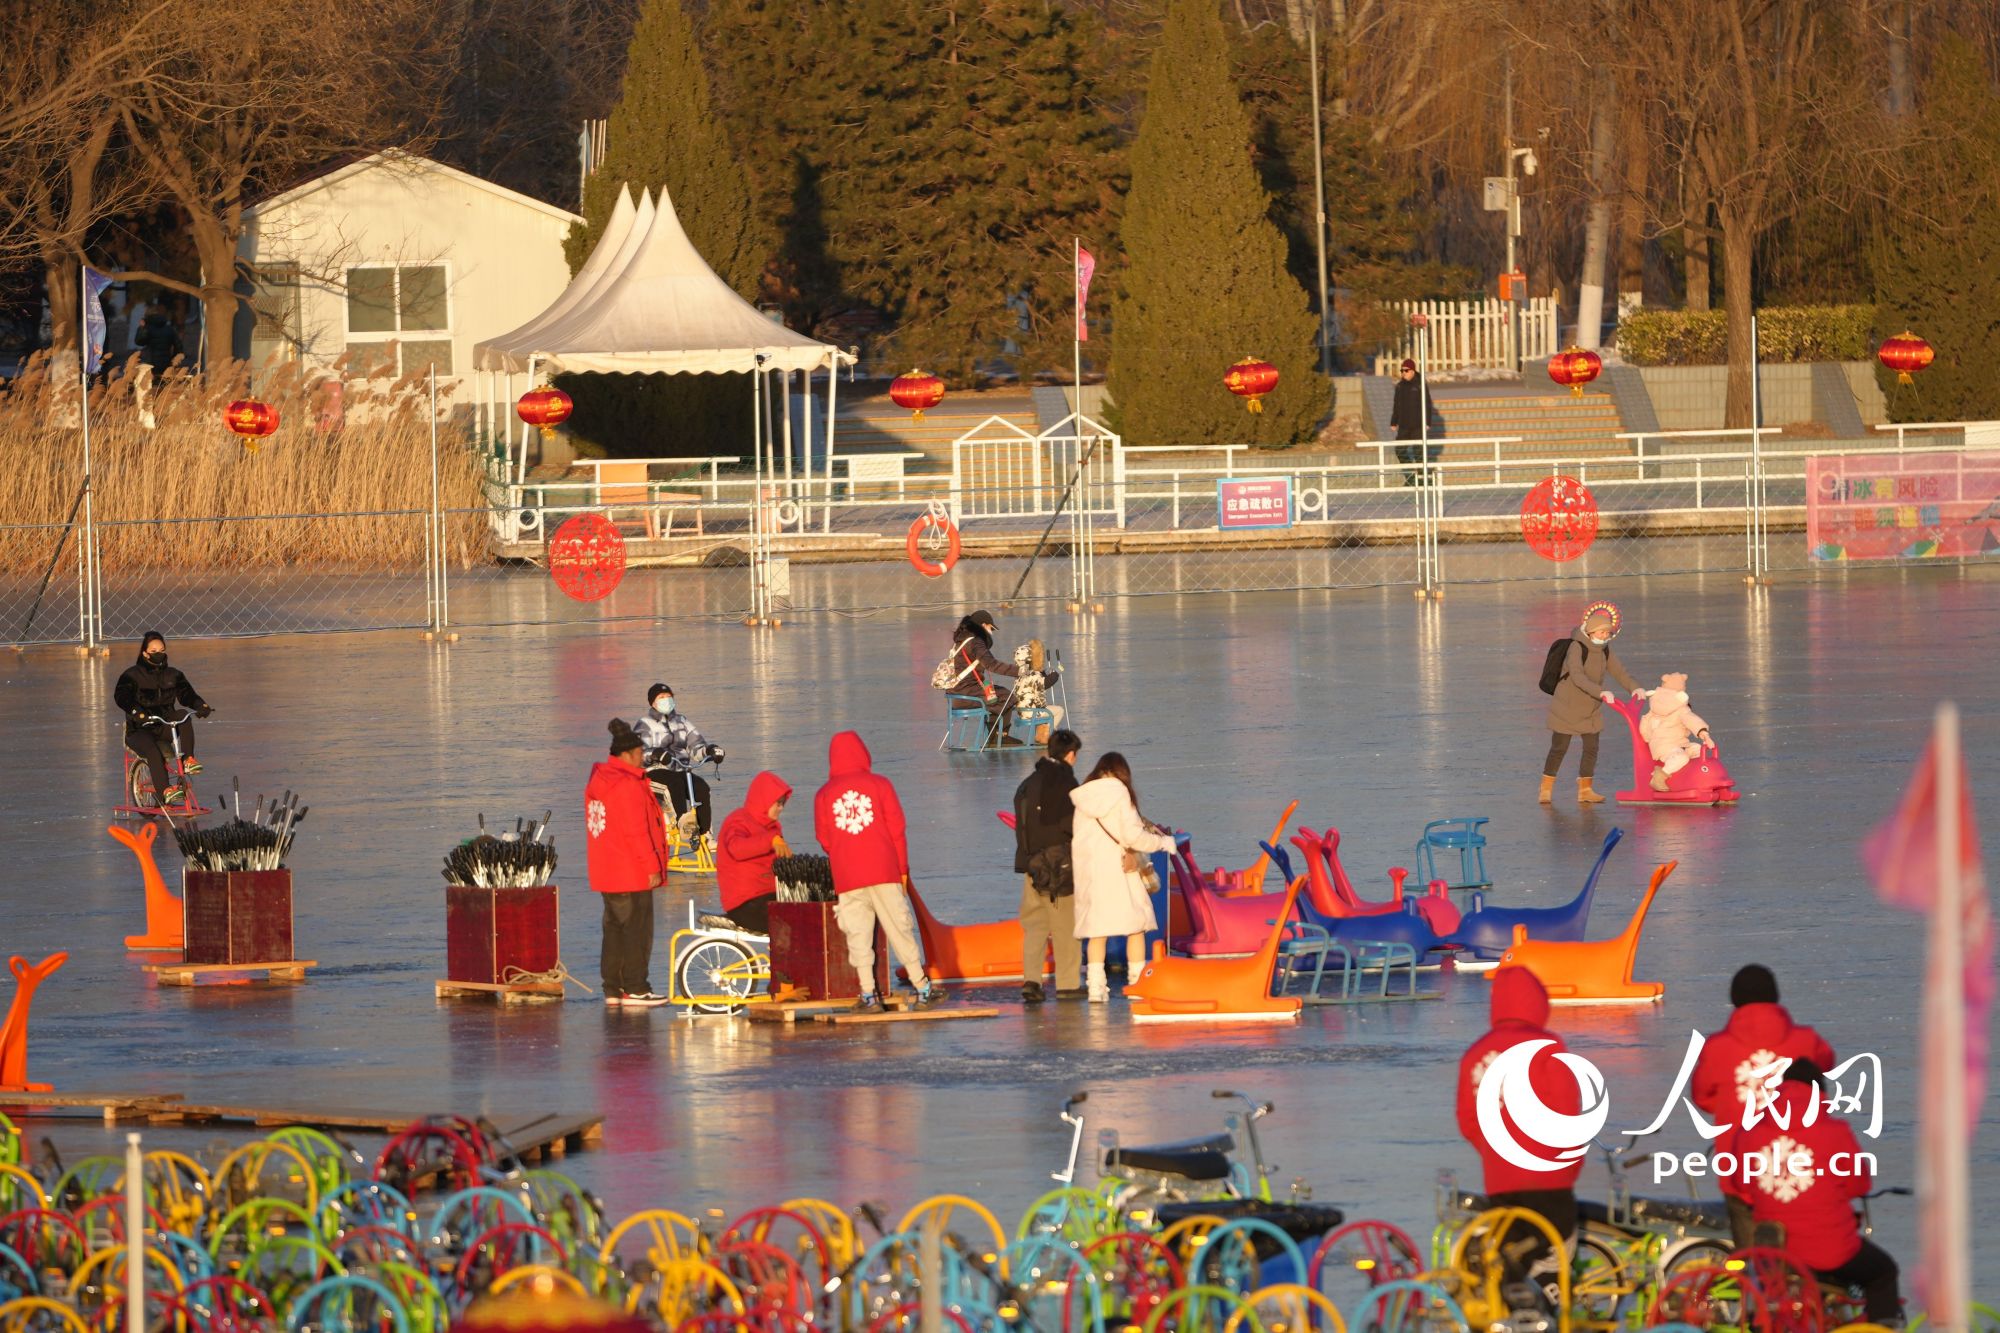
left=1070, top=752, right=1177, bottom=1002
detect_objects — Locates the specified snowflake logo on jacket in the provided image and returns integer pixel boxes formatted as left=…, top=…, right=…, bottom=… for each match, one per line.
left=832, top=790, right=875, bottom=835
left=1754, top=1137, right=1815, bottom=1203
left=587, top=800, right=607, bottom=837
left=1736, top=1049, right=1785, bottom=1119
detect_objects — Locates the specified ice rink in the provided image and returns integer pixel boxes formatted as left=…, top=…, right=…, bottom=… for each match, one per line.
left=5, top=561, right=1997, bottom=1262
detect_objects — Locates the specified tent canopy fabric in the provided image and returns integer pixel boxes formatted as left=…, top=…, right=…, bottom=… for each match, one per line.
left=472, top=186, right=848, bottom=377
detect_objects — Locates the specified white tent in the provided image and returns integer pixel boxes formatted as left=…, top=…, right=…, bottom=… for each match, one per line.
left=472, top=185, right=644, bottom=375
left=473, top=186, right=847, bottom=378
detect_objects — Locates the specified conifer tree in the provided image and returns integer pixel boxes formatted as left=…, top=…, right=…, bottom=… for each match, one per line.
left=1872, top=37, right=2000, bottom=422
left=558, top=0, right=762, bottom=458
left=1108, top=0, right=1327, bottom=446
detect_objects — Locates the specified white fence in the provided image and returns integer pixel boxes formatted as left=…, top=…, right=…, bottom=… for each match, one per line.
left=1372, top=295, right=1559, bottom=375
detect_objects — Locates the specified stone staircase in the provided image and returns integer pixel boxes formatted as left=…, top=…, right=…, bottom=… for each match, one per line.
left=1430, top=391, right=1627, bottom=465
left=833, top=390, right=1039, bottom=471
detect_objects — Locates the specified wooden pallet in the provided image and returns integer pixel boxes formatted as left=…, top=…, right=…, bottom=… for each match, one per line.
left=145, top=960, right=315, bottom=986
left=812, top=1005, right=999, bottom=1025
left=0, top=1092, right=186, bottom=1124
left=435, top=978, right=565, bottom=1005
left=747, top=995, right=917, bottom=1024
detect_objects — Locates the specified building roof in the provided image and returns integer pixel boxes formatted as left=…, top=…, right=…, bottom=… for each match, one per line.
left=245, top=149, right=583, bottom=226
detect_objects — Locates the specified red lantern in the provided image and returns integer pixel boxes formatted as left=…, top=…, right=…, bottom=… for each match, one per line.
left=889, top=370, right=946, bottom=421
left=1224, top=357, right=1280, bottom=414
left=223, top=399, right=279, bottom=450
left=1877, top=330, right=1933, bottom=386
left=517, top=386, right=574, bottom=435
left=1547, top=346, right=1603, bottom=397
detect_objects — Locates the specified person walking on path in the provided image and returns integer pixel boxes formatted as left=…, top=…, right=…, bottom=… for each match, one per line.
left=1070, top=752, right=1177, bottom=1003
left=716, top=771, right=792, bottom=935
left=1541, top=601, right=1643, bottom=805
left=585, top=719, right=673, bottom=1007
left=1388, top=358, right=1441, bottom=486
left=1015, top=729, right=1084, bottom=1004
left=1456, top=967, right=1582, bottom=1308
left=814, top=731, right=939, bottom=1012
left=1691, top=964, right=1838, bottom=1248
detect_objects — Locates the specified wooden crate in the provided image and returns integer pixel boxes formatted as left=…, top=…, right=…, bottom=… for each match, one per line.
left=768, top=902, right=890, bottom=1000
left=182, top=869, right=293, bottom=965
left=446, top=885, right=559, bottom=986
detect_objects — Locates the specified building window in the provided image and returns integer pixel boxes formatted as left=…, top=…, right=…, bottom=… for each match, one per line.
left=345, top=264, right=452, bottom=374
left=248, top=263, right=302, bottom=367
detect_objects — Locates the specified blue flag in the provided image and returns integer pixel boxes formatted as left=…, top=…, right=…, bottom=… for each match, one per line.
left=82, top=267, right=112, bottom=373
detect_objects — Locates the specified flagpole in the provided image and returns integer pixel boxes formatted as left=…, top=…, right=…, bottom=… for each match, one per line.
left=1073, top=236, right=1082, bottom=420
left=1934, top=701, right=1970, bottom=1332
left=78, top=263, right=97, bottom=649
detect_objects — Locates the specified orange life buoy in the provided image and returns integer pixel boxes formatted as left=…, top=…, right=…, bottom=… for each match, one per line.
left=907, top=513, right=961, bottom=577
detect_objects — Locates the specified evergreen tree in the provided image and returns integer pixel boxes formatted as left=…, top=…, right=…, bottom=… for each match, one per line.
left=559, top=0, right=763, bottom=459
left=1872, top=37, right=2000, bottom=423
left=1108, top=0, right=1328, bottom=445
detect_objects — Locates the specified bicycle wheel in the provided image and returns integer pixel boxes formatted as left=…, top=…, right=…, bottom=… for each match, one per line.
left=1659, top=1237, right=1733, bottom=1284
left=677, top=939, right=754, bottom=1014
left=1569, top=1233, right=1634, bottom=1329
left=128, top=758, right=158, bottom=810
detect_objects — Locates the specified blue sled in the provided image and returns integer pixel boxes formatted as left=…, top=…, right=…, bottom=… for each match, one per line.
left=1441, top=827, right=1621, bottom=961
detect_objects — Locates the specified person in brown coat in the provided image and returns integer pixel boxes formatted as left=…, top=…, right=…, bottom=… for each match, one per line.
left=1541, top=602, right=1644, bottom=805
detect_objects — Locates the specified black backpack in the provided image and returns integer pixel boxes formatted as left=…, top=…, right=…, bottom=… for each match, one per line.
left=1538, top=637, right=1578, bottom=695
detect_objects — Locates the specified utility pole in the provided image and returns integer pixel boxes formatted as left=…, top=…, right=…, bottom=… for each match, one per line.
left=1309, top=5, right=1333, bottom=378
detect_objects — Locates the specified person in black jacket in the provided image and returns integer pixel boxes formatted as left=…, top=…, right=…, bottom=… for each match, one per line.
left=1387, top=358, right=1442, bottom=486
left=945, top=609, right=1059, bottom=747
left=112, top=632, right=210, bottom=803
left=1014, top=729, right=1083, bottom=1003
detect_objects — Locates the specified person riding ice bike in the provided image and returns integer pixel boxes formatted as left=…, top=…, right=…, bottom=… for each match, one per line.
left=113, top=631, right=211, bottom=806
left=636, top=683, right=723, bottom=841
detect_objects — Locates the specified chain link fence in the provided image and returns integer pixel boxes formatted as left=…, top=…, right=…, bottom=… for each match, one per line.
left=9, top=425, right=1994, bottom=648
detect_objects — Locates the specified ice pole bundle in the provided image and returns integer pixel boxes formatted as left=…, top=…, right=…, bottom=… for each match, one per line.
left=442, top=812, right=557, bottom=889
left=774, top=854, right=835, bottom=902
left=172, top=781, right=307, bottom=871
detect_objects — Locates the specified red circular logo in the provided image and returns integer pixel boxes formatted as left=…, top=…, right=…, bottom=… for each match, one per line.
left=1520, top=476, right=1598, bottom=562
left=548, top=513, right=627, bottom=601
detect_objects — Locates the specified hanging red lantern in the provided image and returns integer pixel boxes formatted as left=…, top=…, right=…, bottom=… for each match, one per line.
left=1547, top=346, right=1603, bottom=397
left=223, top=399, right=279, bottom=448
left=1224, top=357, right=1279, bottom=413
left=1877, top=331, right=1933, bottom=386
left=889, top=370, right=946, bottom=421
left=517, top=386, right=574, bottom=436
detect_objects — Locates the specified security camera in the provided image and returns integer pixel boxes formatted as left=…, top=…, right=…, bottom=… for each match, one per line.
left=1522, top=149, right=1539, bottom=177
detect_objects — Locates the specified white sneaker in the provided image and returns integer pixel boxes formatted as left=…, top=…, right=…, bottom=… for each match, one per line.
left=1087, top=987, right=1109, bottom=1003
left=622, top=992, right=671, bottom=1008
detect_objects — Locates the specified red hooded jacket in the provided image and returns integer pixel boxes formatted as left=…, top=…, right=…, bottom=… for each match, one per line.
left=1457, top=969, right=1588, bottom=1195
left=813, top=732, right=909, bottom=893
left=1690, top=1002, right=1836, bottom=1132
left=584, top=755, right=671, bottom=894
left=718, top=771, right=793, bottom=912
left=1718, top=1081, right=1871, bottom=1270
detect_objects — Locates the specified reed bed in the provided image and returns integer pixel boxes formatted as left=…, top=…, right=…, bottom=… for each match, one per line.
left=0, top=355, right=488, bottom=570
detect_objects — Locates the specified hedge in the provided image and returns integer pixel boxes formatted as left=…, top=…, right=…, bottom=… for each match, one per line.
left=1615, top=304, right=1877, bottom=366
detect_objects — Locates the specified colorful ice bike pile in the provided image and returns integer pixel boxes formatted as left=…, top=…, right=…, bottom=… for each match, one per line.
left=0, top=1105, right=1981, bottom=1333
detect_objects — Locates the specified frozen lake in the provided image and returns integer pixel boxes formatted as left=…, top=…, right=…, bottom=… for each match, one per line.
left=4, top=561, right=1997, bottom=1267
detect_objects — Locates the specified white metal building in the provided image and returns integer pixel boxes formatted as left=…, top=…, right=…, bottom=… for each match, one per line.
left=234, top=150, right=582, bottom=382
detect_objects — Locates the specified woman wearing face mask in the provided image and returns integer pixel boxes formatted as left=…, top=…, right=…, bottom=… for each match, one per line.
left=113, top=632, right=211, bottom=805
left=1541, top=602, right=1643, bottom=806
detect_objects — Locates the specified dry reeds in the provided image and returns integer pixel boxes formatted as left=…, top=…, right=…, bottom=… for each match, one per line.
left=0, top=354, right=488, bottom=570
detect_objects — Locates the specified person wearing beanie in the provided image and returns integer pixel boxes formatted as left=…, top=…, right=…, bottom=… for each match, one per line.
left=1540, top=601, right=1643, bottom=806
left=1456, top=968, right=1583, bottom=1310
left=1388, top=357, right=1440, bottom=486
left=1719, top=1060, right=1901, bottom=1322
left=1692, top=964, right=1837, bottom=1247
left=635, top=684, right=723, bottom=840
left=585, top=718, right=673, bottom=1006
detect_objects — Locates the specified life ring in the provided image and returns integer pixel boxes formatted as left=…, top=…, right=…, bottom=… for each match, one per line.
left=907, top=513, right=961, bottom=578
left=774, top=499, right=803, bottom=528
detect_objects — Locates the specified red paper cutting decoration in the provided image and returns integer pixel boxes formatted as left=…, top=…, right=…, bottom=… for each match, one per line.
left=548, top=513, right=627, bottom=602
left=1520, top=475, right=1599, bottom=562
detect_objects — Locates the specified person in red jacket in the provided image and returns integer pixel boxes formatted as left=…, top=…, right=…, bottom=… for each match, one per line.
left=586, top=719, right=673, bottom=1007
left=813, top=731, right=938, bottom=1012
left=1692, top=964, right=1838, bottom=1246
left=717, top=771, right=793, bottom=935
left=1457, top=968, right=1587, bottom=1305
left=1721, top=1060, right=1900, bottom=1324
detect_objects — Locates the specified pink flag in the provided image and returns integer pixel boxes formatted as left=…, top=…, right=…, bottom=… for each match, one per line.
left=1862, top=733, right=1994, bottom=1123
left=1075, top=247, right=1096, bottom=342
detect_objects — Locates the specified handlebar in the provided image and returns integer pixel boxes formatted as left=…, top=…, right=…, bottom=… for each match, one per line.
left=131, top=708, right=203, bottom=725
left=1212, top=1089, right=1274, bottom=1118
